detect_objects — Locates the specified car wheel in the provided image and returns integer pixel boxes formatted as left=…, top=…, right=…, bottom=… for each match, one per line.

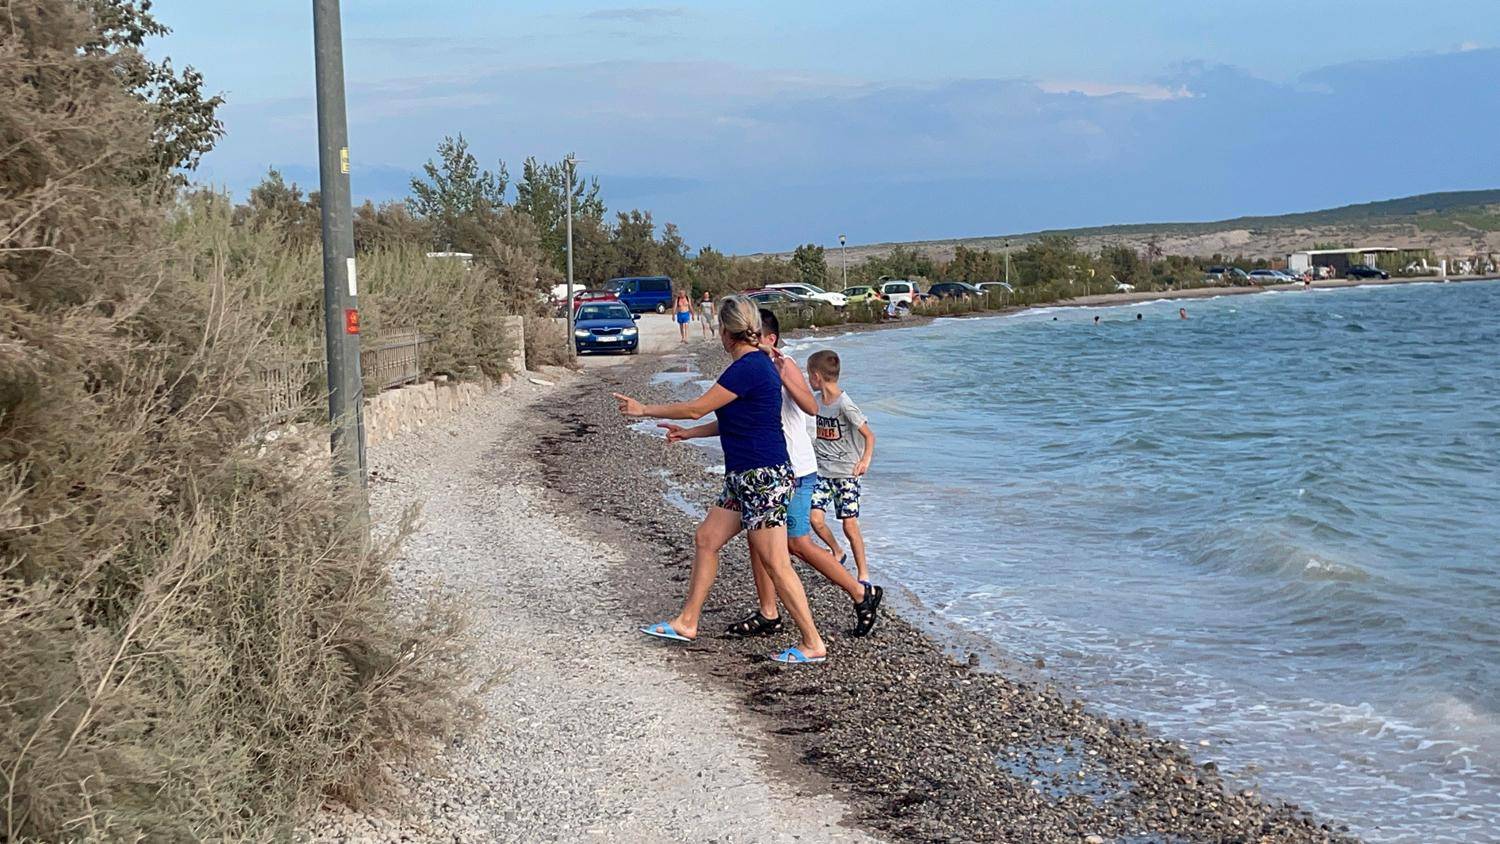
left=655, top=302, right=667, bottom=314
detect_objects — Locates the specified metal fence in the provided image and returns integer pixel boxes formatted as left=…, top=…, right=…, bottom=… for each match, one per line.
left=257, top=329, right=432, bottom=422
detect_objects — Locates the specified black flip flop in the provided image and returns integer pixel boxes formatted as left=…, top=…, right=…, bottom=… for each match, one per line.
left=725, top=611, right=784, bottom=637
left=851, top=583, right=884, bottom=637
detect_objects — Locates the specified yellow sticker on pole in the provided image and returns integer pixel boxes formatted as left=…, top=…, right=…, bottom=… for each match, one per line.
left=340, top=147, right=350, bottom=174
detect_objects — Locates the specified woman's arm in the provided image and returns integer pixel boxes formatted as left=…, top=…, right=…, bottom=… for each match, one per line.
left=614, top=384, right=737, bottom=420
left=660, top=420, right=719, bottom=443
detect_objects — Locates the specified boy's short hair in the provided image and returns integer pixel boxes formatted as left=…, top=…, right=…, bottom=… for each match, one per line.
left=807, top=349, right=840, bottom=382
left=757, top=308, right=782, bottom=347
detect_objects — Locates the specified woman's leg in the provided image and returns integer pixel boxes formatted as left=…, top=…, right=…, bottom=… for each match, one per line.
left=747, top=526, right=826, bottom=657
left=668, top=506, right=742, bottom=638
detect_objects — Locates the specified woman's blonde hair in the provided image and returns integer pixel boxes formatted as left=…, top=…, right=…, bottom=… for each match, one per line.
left=717, top=294, right=762, bottom=346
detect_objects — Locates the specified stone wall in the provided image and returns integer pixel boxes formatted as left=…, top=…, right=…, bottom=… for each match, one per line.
left=364, top=374, right=510, bottom=447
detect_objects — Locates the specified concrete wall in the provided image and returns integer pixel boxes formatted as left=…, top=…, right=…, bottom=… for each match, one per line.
left=364, top=374, right=510, bottom=447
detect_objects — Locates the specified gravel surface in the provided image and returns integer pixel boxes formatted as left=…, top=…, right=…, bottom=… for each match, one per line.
left=305, top=377, right=877, bottom=843
left=537, top=346, right=1364, bottom=844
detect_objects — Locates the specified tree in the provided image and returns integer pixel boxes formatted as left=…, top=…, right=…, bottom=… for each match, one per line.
left=353, top=199, right=433, bottom=253
left=611, top=209, right=659, bottom=275
left=239, top=168, right=320, bottom=248
left=83, top=0, right=225, bottom=181
left=408, top=134, right=508, bottom=250
left=688, top=246, right=734, bottom=297
left=790, top=243, right=828, bottom=287
left=514, top=156, right=603, bottom=272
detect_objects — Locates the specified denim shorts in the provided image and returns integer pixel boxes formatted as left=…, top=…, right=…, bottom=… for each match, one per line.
left=715, top=463, right=794, bottom=531
left=785, top=473, right=817, bottom=539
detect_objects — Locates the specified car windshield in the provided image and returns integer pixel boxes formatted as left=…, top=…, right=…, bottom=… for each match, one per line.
left=578, top=305, right=630, bottom=321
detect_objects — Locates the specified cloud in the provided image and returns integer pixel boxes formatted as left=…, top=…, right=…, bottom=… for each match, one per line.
left=582, top=7, right=687, bottom=24
left=198, top=48, right=1500, bottom=252
left=1457, top=40, right=1482, bottom=52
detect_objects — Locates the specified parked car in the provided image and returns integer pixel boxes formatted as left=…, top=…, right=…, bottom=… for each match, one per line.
left=573, top=302, right=640, bottom=355
left=746, top=288, right=813, bottom=306
left=607, top=276, right=674, bottom=313
left=927, top=281, right=983, bottom=299
left=878, top=279, right=918, bottom=308
left=976, top=281, right=1014, bottom=296
left=1346, top=264, right=1389, bottom=280
left=841, top=285, right=879, bottom=304
left=557, top=288, right=618, bottom=315
left=1114, top=281, right=1136, bottom=293
left=767, top=282, right=847, bottom=307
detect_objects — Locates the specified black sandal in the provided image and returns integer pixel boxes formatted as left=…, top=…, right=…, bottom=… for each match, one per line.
left=852, top=583, right=884, bottom=637
left=725, top=611, right=784, bottom=637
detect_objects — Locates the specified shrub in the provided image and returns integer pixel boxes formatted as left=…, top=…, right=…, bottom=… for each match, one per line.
left=1, top=3, right=467, bottom=839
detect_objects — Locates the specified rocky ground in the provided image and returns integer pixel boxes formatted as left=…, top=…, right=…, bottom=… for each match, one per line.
left=538, top=345, right=1363, bottom=844
left=304, top=378, right=876, bottom=843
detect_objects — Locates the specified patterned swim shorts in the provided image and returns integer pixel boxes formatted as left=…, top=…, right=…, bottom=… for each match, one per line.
left=811, top=476, right=862, bottom=520
left=716, top=463, right=795, bottom=531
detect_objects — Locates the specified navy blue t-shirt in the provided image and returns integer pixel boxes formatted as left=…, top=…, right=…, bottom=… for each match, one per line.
left=715, top=351, right=790, bottom=473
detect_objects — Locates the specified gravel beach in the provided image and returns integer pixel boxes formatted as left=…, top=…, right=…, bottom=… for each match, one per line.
left=306, top=378, right=877, bottom=843
left=539, top=345, right=1364, bottom=844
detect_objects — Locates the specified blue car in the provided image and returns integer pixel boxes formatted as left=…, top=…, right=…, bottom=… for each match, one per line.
left=574, top=302, right=641, bottom=355
left=607, top=276, right=674, bottom=313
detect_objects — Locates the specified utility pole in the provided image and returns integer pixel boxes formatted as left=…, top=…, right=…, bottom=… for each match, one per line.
left=565, top=153, right=576, bottom=359
left=312, top=0, right=367, bottom=517
left=839, top=233, right=848, bottom=289
left=1003, top=240, right=1011, bottom=285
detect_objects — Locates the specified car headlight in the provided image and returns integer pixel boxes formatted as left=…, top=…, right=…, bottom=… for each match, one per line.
left=622, top=326, right=638, bottom=335
left=573, top=329, right=589, bottom=338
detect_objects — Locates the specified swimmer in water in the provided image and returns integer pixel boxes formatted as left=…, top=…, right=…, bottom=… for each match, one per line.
left=1093, top=315, right=1100, bottom=325
left=1136, top=313, right=1143, bottom=321
left=1179, top=307, right=1189, bottom=320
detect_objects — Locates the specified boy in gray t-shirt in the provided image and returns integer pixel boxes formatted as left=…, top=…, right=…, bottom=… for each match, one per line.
left=806, top=349, right=878, bottom=585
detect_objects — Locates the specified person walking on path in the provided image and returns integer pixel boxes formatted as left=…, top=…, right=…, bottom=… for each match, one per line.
left=674, top=291, right=693, bottom=344
left=699, top=291, right=716, bottom=339
left=614, top=295, right=829, bottom=664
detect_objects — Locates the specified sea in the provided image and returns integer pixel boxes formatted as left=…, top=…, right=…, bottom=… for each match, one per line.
left=781, top=280, right=1500, bottom=842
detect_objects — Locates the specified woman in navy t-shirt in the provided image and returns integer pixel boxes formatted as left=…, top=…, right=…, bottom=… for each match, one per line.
left=615, top=295, right=828, bottom=664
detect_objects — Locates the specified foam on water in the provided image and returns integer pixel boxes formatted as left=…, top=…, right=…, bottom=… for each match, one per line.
left=825, top=280, right=1500, bottom=842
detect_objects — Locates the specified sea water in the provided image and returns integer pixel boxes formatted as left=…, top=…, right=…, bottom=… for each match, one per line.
left=798, top=281, right=1500, bottom=842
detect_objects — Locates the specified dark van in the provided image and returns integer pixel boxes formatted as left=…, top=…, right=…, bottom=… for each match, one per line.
left=608, top=276, right=674, bottom=313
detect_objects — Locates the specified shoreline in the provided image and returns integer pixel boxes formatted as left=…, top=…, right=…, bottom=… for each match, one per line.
left=782, top=274, right=1500, bottom=344
left=536, top=351, right=1361, bottom=842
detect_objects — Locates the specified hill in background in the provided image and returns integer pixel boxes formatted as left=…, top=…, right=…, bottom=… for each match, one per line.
left=776, top=190, right=1500, bottom=264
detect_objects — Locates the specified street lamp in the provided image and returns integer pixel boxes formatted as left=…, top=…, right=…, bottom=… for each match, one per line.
left=839, top=233, right=848, bottom=289
left=1003, top=240, right=1011, bottom=286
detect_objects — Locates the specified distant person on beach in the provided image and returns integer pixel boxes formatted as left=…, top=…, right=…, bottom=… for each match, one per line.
left=699, top=291, right=715, bottom=338
left=614, top=295, right=828, bottom=664
left=662, top=309, right=883, bottom=638
left=1179, top=307, right=1189, bottom=320
left=807, top=350, right=877, bottom=586
left=674, top=291, right=693, bottom=344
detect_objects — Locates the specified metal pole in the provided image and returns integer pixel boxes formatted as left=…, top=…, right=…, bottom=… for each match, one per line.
left=1004, top=240, right=1010, bottom=285
left=312, top=0, right=367, bottom=515
left=839, top=233, right=847, bottom=289
left=565, top=154, right=576, bottom=359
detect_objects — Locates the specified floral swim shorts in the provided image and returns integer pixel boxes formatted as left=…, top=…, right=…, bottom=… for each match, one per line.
left=811, top=476, right=862, bottom=520
left=716, top=463, right=795, bottom=531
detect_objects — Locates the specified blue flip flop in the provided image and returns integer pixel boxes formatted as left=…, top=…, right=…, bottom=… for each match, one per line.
left=772, top=646, right=827, bottom=665
left=640, top=621, right=694, bottom=643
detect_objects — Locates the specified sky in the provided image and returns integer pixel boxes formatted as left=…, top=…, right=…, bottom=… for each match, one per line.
left=152, top=2, right=1499, bottom=253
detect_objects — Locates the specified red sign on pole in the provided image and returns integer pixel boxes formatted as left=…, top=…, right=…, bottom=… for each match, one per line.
left=344, top=308, right=360, bottom=334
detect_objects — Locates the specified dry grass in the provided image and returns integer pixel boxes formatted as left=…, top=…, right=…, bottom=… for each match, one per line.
left=1, top=3, right=470, bottom=839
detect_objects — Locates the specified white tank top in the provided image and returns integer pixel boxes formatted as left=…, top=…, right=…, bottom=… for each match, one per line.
left=781, top=386, right=818, bottom=478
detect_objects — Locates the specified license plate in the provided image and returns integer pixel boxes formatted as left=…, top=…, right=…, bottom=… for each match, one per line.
left=595, top=335, right=618, bottom=342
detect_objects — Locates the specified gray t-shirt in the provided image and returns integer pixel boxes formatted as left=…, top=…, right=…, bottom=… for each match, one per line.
left=814, top=392, right=868, bottom=478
